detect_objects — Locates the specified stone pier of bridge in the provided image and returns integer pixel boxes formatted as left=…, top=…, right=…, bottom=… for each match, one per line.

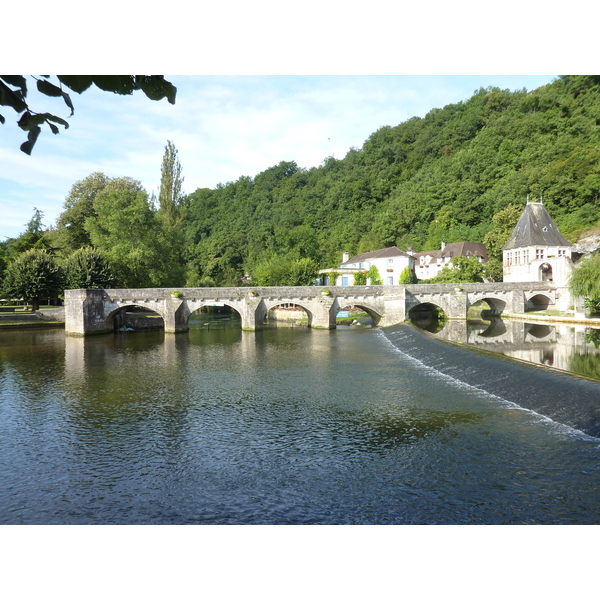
left=64, top=282, right=566, bottom=336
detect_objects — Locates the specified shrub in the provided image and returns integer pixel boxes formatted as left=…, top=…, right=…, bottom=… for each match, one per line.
left=366, top=265, right=383, bottom=285
left=2, top=249, right=64, bottom=311
left=63, top=247, right=117, bottom=289
left=353, top=271, right=368, bottom=285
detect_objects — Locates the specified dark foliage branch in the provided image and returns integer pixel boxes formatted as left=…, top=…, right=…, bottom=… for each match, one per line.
left=0, top=75, right=176, bottom=155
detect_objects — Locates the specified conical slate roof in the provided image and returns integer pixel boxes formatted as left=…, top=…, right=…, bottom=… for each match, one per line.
left=502, top=202, right=572, bottom=250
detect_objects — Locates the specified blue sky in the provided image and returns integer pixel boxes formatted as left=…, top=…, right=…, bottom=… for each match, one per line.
left=0, top=75, right=557, bottom=240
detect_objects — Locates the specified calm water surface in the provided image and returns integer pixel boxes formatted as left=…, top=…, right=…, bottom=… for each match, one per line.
left=1, top=315, right=599, bottom=524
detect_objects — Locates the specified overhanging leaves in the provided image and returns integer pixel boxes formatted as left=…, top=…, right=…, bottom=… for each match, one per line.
left=135, top=76, right=177, bottom=104
left=0, top=75, right=27, bottom=93
left=37, top=78, right=74, bottom=116
left=1, top=75, right=176, bottom=154
left=57, top=75, right=94, bottom=94
left=17, top=111, right=68, bottom=132
left=20, top=125, right=41, bottom=155
left=90, top=75, right=137, bottom=95
left=0, top=79, right=27, bottom=112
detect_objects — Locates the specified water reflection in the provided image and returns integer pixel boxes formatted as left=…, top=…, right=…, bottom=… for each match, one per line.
left=418, top=317, right=600, bottom=381
left=4, top=314, right=600, bottom=524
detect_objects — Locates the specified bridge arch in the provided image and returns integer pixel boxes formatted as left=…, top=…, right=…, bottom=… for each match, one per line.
left=525, top=292, right=554, bottom=311
left=338, top=301, right=382, bottom=326
left=468, top=296, right=507, bottom=317
left=185, top=301, right=242, bottom=328
left=263, top=299, right=315, bottom=326
left=408, top=301, right=447, bottom=324
left=105, top=302, right=167, bottom=331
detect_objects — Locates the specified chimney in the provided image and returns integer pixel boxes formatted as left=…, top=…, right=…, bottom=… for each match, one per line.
left=407, top=247, right=414, bottom=256
left=342, top=251, right=349, bottom=263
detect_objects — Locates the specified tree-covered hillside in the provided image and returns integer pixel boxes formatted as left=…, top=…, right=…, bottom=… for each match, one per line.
left=3, top=75, right=600, bottom=291
left=183, top=75, right=600, bottom=284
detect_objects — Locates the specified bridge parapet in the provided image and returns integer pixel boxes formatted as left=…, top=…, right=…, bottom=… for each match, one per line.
left=64, top=282, right=562, bottom=336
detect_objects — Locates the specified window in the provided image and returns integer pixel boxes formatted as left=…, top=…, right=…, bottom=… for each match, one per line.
left=341, top=277, right=348, bottom=286
left=388, top=259, right=394, bottom=265
left=536, top=248, right=544, bottom=260
left=387, top=276, right=394, bottom=285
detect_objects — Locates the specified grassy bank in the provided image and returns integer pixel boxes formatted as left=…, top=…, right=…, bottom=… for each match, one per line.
left=0, top=308, right=65, bottom=330
left=0, top=320, right=65, bottom=330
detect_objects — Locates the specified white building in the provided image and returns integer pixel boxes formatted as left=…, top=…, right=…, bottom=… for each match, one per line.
left=502, top=200, right=573, bottom=286
left=319, top=247, right=414, bottom=286
left=413, top=241, right=488, bottom=281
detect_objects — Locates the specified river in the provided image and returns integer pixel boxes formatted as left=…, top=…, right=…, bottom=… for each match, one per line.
left=1, top=314, right=600, bottom=524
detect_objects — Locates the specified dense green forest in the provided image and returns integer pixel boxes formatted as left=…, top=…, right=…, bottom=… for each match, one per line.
left=2, top=75, right=600, bottom=299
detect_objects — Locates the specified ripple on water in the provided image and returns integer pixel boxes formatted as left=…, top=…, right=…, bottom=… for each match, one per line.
left=1, top=326, right=600, bottom=524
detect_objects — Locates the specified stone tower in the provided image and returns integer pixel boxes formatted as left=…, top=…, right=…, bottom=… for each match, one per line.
left=503, top=199, right=573, bottom=286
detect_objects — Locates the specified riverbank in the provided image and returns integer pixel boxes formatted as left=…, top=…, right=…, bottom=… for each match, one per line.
left=0, top=308, right=65, bottom=330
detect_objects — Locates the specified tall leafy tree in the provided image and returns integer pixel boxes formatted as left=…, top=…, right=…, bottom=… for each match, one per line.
left=155, top=141, right=186, bottom=285
left=84, top=178, right=168, bottom=287
left=251, top=256, right=318, bottom=286
left=2, top=249, right=63, bottom=311
left=55, top=172, right=110, bottom=254
left=63, top=247, right=117, bottom=290
left=157, top=140, right=185, bottom=224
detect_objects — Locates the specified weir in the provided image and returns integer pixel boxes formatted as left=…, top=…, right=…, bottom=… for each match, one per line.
left=64, top=282, right=566, bottom=336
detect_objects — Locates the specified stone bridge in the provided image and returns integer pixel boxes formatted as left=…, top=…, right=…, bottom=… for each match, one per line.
left=64, top=282, right=567, bottom=336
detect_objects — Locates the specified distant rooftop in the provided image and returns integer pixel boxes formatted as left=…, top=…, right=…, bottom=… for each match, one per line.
left=341, top=246, right=410, bottom=265
left=414, top=241, right=488, bottom=261
left=503, top=201, right=572, bottom=250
